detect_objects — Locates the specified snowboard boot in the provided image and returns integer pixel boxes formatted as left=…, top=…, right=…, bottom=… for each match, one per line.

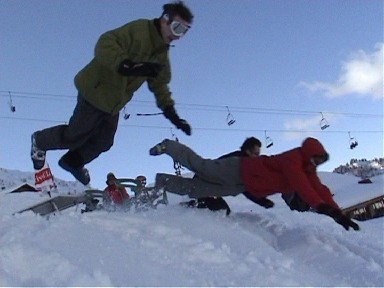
left=58, top=151, right=90, bottom=185
left=30, top=132, right=46, bottom=170
left=179, top=199, right=198, bottom=208
left=149, top=140, right=167, bottom=156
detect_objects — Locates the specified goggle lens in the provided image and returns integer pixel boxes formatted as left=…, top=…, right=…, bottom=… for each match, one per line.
left=170, top=21, right=190, bottom=37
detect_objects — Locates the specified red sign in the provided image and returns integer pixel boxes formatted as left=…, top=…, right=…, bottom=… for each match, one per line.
left=35, top=168, right=53, bottom=185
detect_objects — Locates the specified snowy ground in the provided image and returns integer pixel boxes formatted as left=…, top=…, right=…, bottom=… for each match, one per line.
left=0, top=170, right=383, bottom=287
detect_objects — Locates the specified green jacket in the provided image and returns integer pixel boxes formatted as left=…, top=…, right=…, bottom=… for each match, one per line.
left=74, top=19, right=175, bottom=115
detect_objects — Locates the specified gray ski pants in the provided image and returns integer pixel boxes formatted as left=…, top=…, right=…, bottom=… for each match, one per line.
left=155, top=139, right=245, bottom=198
left=34, top=95, right=119, bottom=165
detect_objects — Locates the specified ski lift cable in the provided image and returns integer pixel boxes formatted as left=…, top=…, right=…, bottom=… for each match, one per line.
left=0, top=115, right=382, bottom=135
left=0, top=90, right=75, bottom=99
left=0, top=90, right=382, bottom=119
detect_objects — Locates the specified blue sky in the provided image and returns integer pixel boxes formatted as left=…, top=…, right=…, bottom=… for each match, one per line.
left=1, top=0, right=383, bottom=190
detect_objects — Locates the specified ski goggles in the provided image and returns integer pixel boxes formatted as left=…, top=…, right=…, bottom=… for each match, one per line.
left=169, top=20, right=190, bottom=37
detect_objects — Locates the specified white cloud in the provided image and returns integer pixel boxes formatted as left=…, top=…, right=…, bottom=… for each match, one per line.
left=283, top=114, right=337, bottom=141
left=299, top=43, right=383, bottom=100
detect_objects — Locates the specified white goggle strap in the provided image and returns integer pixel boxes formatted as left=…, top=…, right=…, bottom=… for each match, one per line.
left=163, top=13, right=170, bottom=23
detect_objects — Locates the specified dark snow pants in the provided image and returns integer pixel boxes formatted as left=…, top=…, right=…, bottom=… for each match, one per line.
left=155, top=139, right=245, bottom=198
left=34, top=94, right=119, bottom=166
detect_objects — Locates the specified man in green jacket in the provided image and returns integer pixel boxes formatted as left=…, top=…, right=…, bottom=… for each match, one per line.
left=30, top=1, right=193, bottom=185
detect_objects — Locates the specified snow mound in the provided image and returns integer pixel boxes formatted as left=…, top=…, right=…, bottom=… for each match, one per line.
left=0, top=168, right=383, bottom=286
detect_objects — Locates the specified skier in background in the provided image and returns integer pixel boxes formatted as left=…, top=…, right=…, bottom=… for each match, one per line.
left=135, top=175, right=147, bottom=188
left=30, top=1, right=193, bottom=185
left=103, top=172, right=129, bottom=206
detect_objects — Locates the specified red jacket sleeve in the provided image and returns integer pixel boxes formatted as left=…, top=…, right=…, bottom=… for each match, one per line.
left=280, top=160, right=329, bottom=210
left=307, top=173, right=339, bottom=209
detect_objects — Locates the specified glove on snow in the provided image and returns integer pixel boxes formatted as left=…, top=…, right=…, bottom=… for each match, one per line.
left=282, top=192, right=310, bottom=212
left=317, top=203, right=360, bottom=231
left=163, top=106, right=192, bottom=136
left=243, top=192, right=274, bottom=209
left=118, top=60, right=164, bottom=78
left=254, top=197, right=274, bottom=209
left=197, top=197, right=231, bottom=215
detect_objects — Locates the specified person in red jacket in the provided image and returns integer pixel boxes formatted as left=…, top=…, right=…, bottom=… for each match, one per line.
left=150, top=137, right=359, bottom=231
left=104, top=172, right=129, bottom=205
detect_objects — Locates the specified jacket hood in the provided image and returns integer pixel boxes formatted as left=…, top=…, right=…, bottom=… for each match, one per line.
left=301, top=137, right=328, bottom=161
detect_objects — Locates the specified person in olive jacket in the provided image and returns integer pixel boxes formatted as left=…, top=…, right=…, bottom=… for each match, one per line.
left=30, top=1, right=194, bottom=185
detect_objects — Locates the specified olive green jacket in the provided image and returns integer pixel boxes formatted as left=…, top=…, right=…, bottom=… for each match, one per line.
left=74, top=19, right=175, bottom=115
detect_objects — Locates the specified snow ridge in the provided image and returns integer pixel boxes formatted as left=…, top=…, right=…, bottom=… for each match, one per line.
left=333, top=157, right=384, bottom=178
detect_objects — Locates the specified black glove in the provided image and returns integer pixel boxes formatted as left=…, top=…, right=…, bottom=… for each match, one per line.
left=282, top=192, right=310, bottom=212
left=254, top=197, right=274, bottom=209
left=118, top=60, right=164, bottom=78
left=197, top=197, right=231, bottom=215
left=317, top=203, right=360, bottom=231
left=243, top=192, right=274, bottom=209
left=163, top=106, right=192, bottom=135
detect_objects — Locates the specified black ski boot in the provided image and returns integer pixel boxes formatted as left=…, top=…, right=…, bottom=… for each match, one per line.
left=30, top=132, right=46, bottom=170
left=58, top=151, right=90, bottom=185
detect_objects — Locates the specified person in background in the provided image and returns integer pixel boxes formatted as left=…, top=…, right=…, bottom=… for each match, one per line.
left=30, top=1, right=194, bottom=185
left=135, top=175, right=147, bottom=188
left=104, top=172, right=129, bottom=205
left=150, top=137, right=360, bottom=231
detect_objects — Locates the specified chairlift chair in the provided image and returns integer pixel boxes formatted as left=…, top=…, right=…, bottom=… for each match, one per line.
left=319, top=112, right=330, bottom=130
left=266, top=137, right=274, bottom=148
left=123, top=106, right=130, bottom=120
left=264, top=130, right=274, bottom=148
left=348, top=132, right=358, bottom=149
left=8, top=91, right=16, bottom=112
left=349, top=138, right=358, bottom=149
left=226, top=106, right=236, bottom=126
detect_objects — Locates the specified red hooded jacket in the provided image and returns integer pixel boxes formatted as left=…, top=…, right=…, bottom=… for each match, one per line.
left=240, top=138, right=339, bottom=210
left=104, top=184, right=129, bottom=204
